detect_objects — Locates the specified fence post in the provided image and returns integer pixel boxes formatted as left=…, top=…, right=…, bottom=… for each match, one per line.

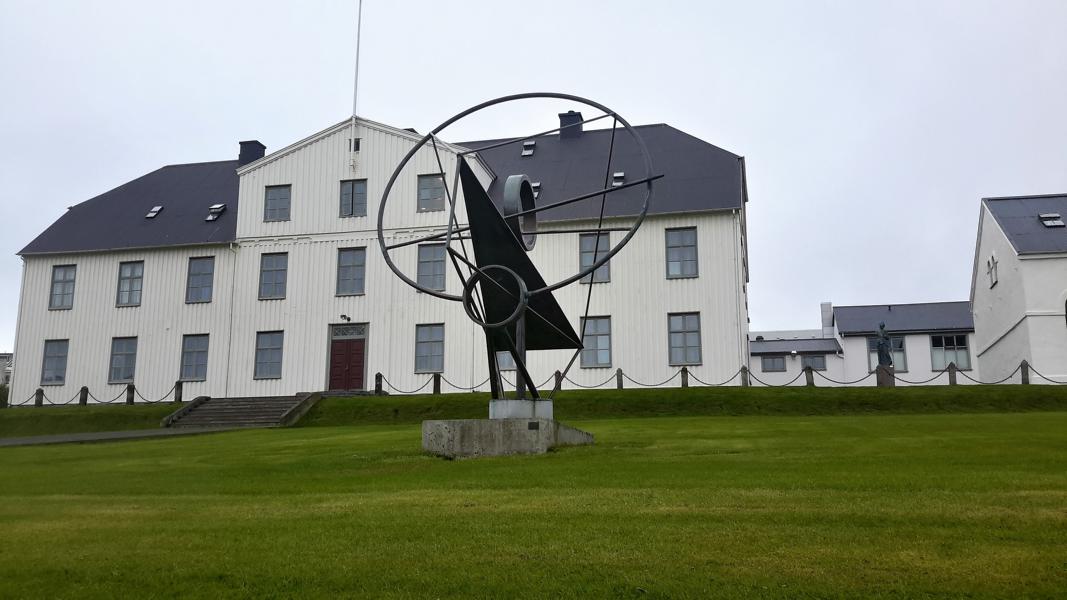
left=79, top=386, right=89, bottom=405
left=804, top=366, right=814, bottom=387
left=174, top=381, right=183, bottom=403
left=126, top=384, right=135, bottom=405
left=740, top=366, right=751, bottom=387
left=948, top=363, right=957, bottom=385
left=432, top=373, right=441, bottom=395
left=1020, top=360, right=1030, bottom=385
left=616, top=368, right=624, bottom=390
left=375, top=373, right=383, bottom=395
left=681, top=366, right=689, bottom=388
left=35, top=388, right=43, bottom=407
left=553, top=370, right=563, bottom=394
left=0, top=390, right=6, bottom=409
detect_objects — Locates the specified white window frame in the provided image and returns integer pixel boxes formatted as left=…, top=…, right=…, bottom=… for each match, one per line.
left=668, top=312, right=702, bottom=366
left=579, top=232, right=610, bottom=283
left=185, top=256, right=215, bottom=304
left=580, top=316, right=612, bottom=368
left=665, top=227, right=698, bottom=279
left=108, top=337, right=138, bottom=383
left=41, top=339, right=69, bottom=385
left=336, top=247, right=367, bottom=296
left=264, top=185, right=291, bottom=222
left=417, top=174, right=446, bottom=212
left=49, top=264, right=76, bottom=310
left=258, top=253, right=288, bottom=300
left=761, top=356, right=786, bottom=372
left=415, top=324, right=445, bottom=373
left=254, top=331, right=284, bottom=380
left=340, top=179, right=368, bottom=218
left=116, top=260, right=144, bottom=307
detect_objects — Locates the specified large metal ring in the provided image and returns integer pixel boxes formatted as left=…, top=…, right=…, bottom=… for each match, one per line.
left=376, top=92, right=656, bottom=301
left=503, top=174, right=537, bottom=250
left=462, top=264, right=528, bottom=330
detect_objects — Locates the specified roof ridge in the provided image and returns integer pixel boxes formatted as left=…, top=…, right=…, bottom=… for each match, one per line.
left=162, top=159, right=239, bottom=169
left=983, top=192, right=1067, bottom=202
left=835, top=300, right=970, bottom=309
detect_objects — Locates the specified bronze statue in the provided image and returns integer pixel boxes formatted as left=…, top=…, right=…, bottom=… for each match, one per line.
left=875, top=322, right=894, bottom=367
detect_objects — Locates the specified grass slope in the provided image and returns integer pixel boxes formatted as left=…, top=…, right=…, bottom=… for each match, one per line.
left=0, top=412, right=1064, bottom=598
left=301, top=385, right=1067, bottom=426
left=0, top=403, right=176, bottom=438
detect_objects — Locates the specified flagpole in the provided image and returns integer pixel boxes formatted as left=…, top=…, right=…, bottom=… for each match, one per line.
left=350, top=0, right=363, bottom=156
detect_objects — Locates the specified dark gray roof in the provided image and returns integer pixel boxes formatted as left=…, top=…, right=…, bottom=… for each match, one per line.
left=19, top=160, right=239, bottom=255
left=461, top=124, right=745, bottom=222
left=833, top=302, right=973, bottom=336
left=984, top=193, right=1067, bottom=255
left=749, top=338, right=842, bottom=355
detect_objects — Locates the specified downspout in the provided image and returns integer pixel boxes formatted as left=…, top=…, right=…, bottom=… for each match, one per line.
left=223, top=242, right=238, bottom=397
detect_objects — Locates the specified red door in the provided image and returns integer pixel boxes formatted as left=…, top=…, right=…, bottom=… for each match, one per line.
left=329, top=338, right=366, bottom=391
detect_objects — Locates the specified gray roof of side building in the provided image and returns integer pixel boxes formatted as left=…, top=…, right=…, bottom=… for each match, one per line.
left=19, top=160, right=240, bottom=256
left=460, top=123, right=746, bottom=222
left=984, top=193, right=1067, bottom=255
left=749, top=337, right=842, bottom=355
left=833, top=301, right=974, bottom=336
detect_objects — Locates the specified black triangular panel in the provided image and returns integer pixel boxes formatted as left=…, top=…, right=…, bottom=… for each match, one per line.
left=459, top=158, right=582, bottom=350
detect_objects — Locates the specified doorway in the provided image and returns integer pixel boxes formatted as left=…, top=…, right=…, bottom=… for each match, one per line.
left=328, top=324, right=368, bottom=391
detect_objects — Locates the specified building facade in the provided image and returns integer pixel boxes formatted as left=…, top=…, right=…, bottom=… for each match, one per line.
left=11, top=114, right=750, bottom=402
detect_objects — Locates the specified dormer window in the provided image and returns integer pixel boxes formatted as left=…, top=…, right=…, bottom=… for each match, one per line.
left=205, top=203, right=227, bottom=222
left=145, top=206, right=163, bottom=219
left=1040, top=213, right=1064, bottom=227
left=531, top=182, right=541, bottom=200
left=611, top=172, right=625, bottom=187
left=521, top=140, right=536, bottom=157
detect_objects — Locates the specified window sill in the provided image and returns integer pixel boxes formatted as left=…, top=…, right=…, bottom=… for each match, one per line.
left=108, top=381, right=134, bottom=385
left=47, top=307, right=73, bottom=311
left=580, top=280, right=610, bottom=285
left=40, top=382, right=65, bottom=386
left=416, top=208, right=446, bottom=213
left=253, top=376, right=282, bottom=380
left=179, top=378, right=206, bottom=383
left=414, top=371, right=444, bottom=375
left=666, top=275, right=699, bottom=280
left=115, top=304, right=141, bottom=309
left=670, top=362, right=704, bottom=367
left=185, top=300, right=212, bottom=305
left=263, top=219, right=291, bottom=223
left=340, top=214, right=368, bottom=219
left=336, top=292, right=366, bottom=298
left=580, top=365, right=613, bottom=370
left=258, top=297, right=286, bottom=301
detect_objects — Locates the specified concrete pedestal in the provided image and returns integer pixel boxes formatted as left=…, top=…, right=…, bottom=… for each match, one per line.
left=488, top=398, right=553, bottom=420
left=422, top=418, right=594, bottom=459
left=876, top=365, right=896, bottom=387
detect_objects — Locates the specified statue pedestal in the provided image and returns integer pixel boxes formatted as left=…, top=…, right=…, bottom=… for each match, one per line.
left=488, top=399, right=553, bottom=420
left=421, top=399, right=595, bottom=458
left=876, top=365, right=895, bottom=387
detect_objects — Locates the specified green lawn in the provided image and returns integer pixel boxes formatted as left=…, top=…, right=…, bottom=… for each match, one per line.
left=1, top=411, right=1064, bottom=598
left=0, top=403, right=175, bottom=438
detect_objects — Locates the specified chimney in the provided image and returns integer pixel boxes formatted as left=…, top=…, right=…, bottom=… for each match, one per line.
left=238, top=140, right=266, bottom=166
left=558, top=111, right=583, bottom=139
left=820, top=302, right=834, bottom=338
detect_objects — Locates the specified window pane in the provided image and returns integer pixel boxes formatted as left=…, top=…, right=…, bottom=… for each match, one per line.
left=337, top=248, right=366, bottom=295
left=666, top=229, right=698, bottom=278
left=49, top=265, right=76, bottom=309
left=340, top=180, right=368, bottom=217
left=259, top=253, right=288, bottom=299
left=117, top=261, right=144, bottom=306
left=417, top=244, right=446, bottom=291
left=109, top=337, right=137, bottom=383
left=186, top=257, right=214, bottom=303
left=41, top=340, right=69, bottom=384
left=415, top=324, right=444, bottom=372
left=668, top=312, right=701, bottom=365
left=580, top=317, right=611, bottom=367
left=265, top=185, right=291, bottom=222
left=417, top=175, right=446, bottom=212
left=254, top=332, right=283, bottom=379
left=180, top=334, right=209, bottom=381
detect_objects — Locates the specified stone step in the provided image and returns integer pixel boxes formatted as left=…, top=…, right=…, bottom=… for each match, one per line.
left=167, top=395, right=307, bottom=429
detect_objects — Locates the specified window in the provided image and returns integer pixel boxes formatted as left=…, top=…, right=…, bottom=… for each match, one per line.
left=336, top=248, right=366, bottom=296
left=415, top=324, right=444, bottom=373
left=496, top=351, right=516, bottom=371
left=254, top=331, right=284, bottom=379
left=258, top=253, right=288, bottom=299
left=340, top=179, right=368, bottom=218
left=931, top=335, right=970, bottom=370
left=761, top=356, right=786, bottom=372
left=108, top=337, right=138, bottom=383
left=665, top=228, right=698, bottom=278
left=417, top=174, right=446, bottom=212
left=417, top=244, right=446, bottom=291
left=802, top=355, right=827, bottom=371
left=264, top=185, right=291, bottom=222
left=580, top=233, right=610, bottom=283
left=116, top=261, right=144, bottom=307
left=49, top=265, right=76, bottom=309
left=179, top=335, right=209, bottom=381
left=668, top=312, right=702, bottom=365
left=41, top=340, right=69, bottom=385
left=580, top=317, right=612, bottom=368
left=185, top=257, right=215, bottom=303
left=867, top=336, right=907, bottom=372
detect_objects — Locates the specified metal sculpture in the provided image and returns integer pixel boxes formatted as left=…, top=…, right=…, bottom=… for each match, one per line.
left=376, top=92, right=660, bottom=403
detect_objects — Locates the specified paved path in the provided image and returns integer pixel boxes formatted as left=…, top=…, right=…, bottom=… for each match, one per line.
left=0, top=427, right=236, bottom=448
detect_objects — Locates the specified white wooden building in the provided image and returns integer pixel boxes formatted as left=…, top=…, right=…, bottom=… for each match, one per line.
left=10, top=113, right=751, bottom=402
left=751, top=301, right=979, bottom=386
left=971, top=193, right=1067, bottom=382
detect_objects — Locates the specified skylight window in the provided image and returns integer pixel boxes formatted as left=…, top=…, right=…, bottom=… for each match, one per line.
left=205, top=203, right=227, bottom=222
left=145, top=206, right=163, bottom=219
left=521, top=140, right=536, bottom=157
left=531, top=182, right=541, bottom=200
left=611, top=172, right=626, bottom=187
left=1040, top=213, right=1064, bottom=228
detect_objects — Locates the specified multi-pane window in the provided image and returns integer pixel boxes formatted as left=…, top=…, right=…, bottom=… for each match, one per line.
left=337, top=248, right=367, bottom=296
left=668, top=312, right=702, bottom=365
left=761, top=356, right=786, bottom=372
left=496, top=351, right=516, bottom=371
left=49, top=265, right=76, bottom=309
left=186, top=257, right=215, bottom=303
left=180, top=334, right=209, bottom=381
left=254, top=331, right=284, bottom=379
left=417, top=244, right=446, bottom=291
left=108, top=337, right=138, bottom=383
left=116, top=261, right=144, bottom=307
left=340, top=179, right=368, bottom=217
left=867, top=336, right=908, bottom=372
left=931, top=335, right=970, bottom=370
left=40, top=340, right=69, bottom=385
left=580, top=317, right=612, bottom=368
left=580, top=233, right=610, bottom=283
left=258, top=253, right=288, bottom=299
left=415, top=324, right=445, bottom=373
left=417, top=174, right=446, bottom=212
left=802, top=355, right=827, bottom=371
left=264, top=185, right=291, bottom=222
left=665, top=227, right=698, bottom=278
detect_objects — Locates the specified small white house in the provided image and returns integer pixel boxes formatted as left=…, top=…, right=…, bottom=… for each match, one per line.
left=751, top=301, right=978, bottom=386
left=971, top=193, right=1067, bottom=382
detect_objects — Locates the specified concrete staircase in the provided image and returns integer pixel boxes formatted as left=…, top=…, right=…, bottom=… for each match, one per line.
left=163, top=393, right=319, bottom=429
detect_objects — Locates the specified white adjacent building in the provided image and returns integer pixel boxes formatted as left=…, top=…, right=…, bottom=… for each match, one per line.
left=10, top=113, right=751, bottom=403
left=971, top=193, right=1067, bottom=382
left=751, top=301, right=978, bottom=386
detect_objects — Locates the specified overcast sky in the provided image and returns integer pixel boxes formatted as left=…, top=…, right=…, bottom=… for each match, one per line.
left=2, top=0, right=1066, bottom=351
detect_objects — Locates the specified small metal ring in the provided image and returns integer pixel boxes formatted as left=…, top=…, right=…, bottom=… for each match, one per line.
left=462, top=264, right=528, bottom=329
